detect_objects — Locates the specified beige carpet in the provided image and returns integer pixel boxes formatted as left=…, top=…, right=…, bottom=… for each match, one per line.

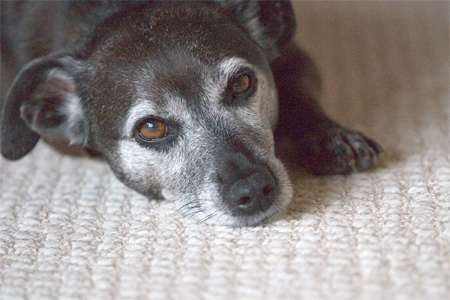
left=1, top=1, right=449, bottom=299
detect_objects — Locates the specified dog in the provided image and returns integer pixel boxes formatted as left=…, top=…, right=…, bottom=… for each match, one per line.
left=0, top=1, right=382, bottom=226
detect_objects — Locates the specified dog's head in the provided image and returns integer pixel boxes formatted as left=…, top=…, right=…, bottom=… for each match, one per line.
left=1, top=1, right=295, bottom=226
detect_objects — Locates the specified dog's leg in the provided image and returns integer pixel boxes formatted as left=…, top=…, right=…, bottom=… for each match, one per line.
left=272, top=44, right=382, bottom=175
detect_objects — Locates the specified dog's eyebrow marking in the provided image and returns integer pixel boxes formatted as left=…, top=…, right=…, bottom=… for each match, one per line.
left=218, top=57, right=252, bottom=77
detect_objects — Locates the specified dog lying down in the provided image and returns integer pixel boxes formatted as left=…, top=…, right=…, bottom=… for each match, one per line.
left=1, top=1, right=382, bottom=226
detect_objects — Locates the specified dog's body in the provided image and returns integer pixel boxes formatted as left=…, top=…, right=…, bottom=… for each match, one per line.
left=1, top=1, right=382, bottom=226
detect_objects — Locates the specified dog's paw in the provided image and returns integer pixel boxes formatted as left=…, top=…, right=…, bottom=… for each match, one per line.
left=299, top=127, right=383, bottom=175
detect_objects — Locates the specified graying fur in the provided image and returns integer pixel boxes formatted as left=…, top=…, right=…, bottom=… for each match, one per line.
left=117, top=57, right=292, bottom=226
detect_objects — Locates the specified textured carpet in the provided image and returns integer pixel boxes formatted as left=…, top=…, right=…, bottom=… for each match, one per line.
left=1, top=2, right=449, bottom=300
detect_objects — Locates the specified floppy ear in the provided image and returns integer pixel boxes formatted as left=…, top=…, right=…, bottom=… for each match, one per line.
left=1, top=55, right=88, bottom=160
left=219, top=0, right=296, bottom=58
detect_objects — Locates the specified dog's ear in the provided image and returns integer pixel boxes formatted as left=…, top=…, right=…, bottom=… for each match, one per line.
left=1, top=55, right=88, bottom=160
left=220, top=0, right=296, bottom=58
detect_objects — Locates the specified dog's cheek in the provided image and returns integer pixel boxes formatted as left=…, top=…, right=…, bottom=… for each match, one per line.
left=258, top=72, right=279, bottom=132
left=234, top=73, right=278, bottom=153
left=114, top=140, right=184, bottom=197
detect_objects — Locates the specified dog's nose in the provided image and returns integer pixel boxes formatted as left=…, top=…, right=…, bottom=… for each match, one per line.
left=225, top=167, right=276, bottom=215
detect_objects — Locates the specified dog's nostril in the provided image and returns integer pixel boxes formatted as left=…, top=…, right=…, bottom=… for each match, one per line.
left=237, top=196, right=252, bottom=207
left=263, top=184, right=273, bottom=196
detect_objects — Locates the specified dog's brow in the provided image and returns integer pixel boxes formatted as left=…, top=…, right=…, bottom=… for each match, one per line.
left=219, top=57, right=251, bottom=77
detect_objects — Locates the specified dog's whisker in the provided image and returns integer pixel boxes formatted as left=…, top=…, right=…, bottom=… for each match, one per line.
left=183, top=210, right=206, bottom=220
left=176, top=202, right=196, bottom=213
left=199, top=213, right=216, bottom=224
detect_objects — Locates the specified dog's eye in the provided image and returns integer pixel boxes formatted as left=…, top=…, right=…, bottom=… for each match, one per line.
left=230, top=74, right=251, bottom=94
left=138, top=119, right=167, bottom=141
left=228, top=70, right=255, bottom=99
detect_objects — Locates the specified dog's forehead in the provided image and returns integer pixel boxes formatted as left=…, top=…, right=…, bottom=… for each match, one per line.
left=89, top=2, right=264, bottom=67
